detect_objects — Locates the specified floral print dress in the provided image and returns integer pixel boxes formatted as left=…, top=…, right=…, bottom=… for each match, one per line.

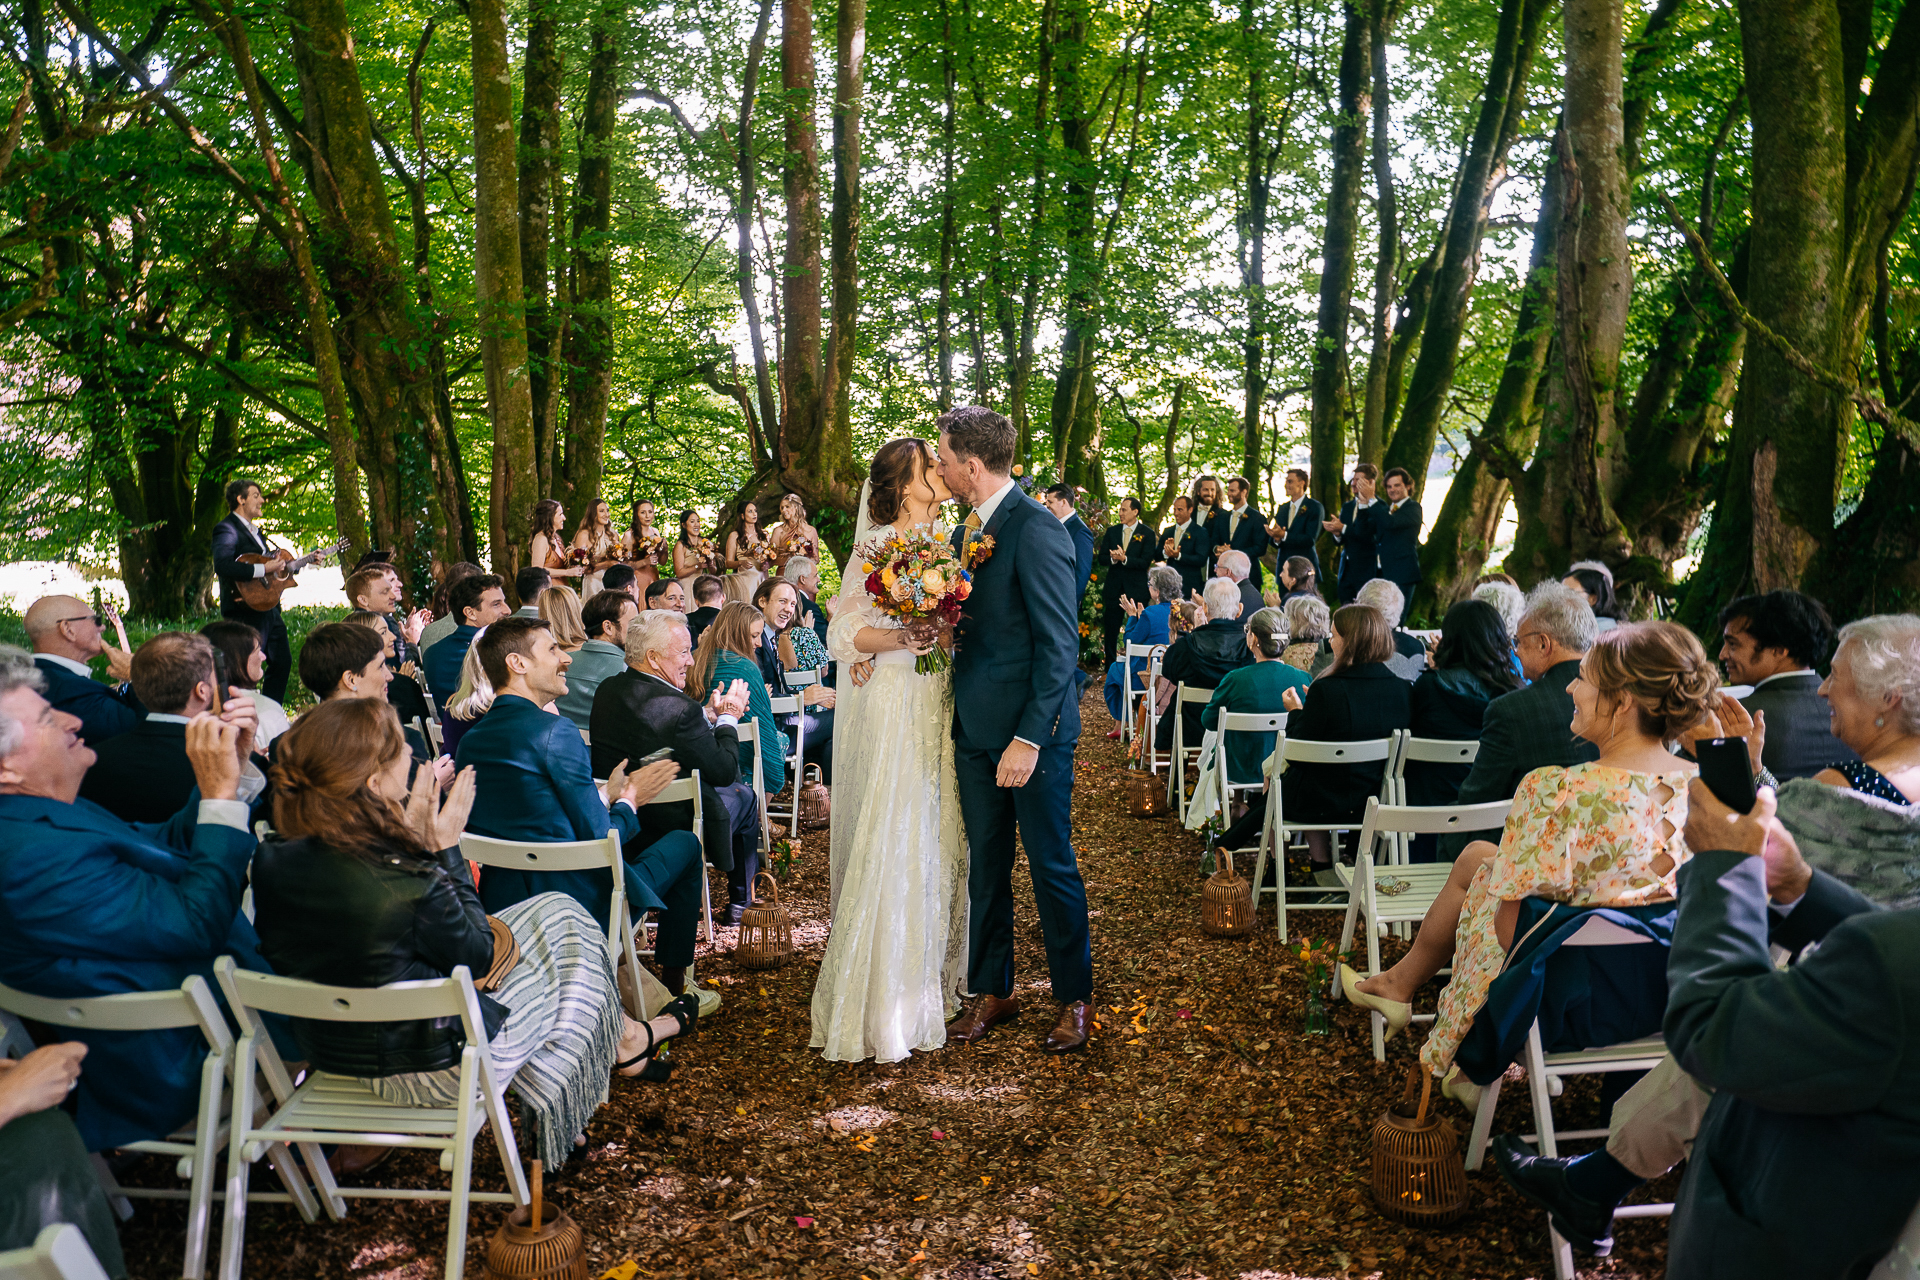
left=1420, top=762, right=1694, bottom=1076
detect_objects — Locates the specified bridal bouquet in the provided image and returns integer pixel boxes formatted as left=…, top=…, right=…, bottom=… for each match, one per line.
left=858, top=527, right=974, bottom=674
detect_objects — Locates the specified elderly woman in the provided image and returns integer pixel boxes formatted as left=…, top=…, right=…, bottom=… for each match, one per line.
left=1200, top=607, right=1309, bottom=790
left=1281, top=594, right=1333, bottom=674
left=1343, top=621, right=1724, bottom=1100
left=1154, top=577, right=1255, bottom=746
left=1104, top=563, right=1181, bottom=727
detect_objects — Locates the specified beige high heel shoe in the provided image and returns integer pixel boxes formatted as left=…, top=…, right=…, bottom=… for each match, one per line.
left=1337, top=963, right=1412, bottom=1040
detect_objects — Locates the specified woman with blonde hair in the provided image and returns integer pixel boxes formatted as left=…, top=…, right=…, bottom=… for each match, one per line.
left=537, top=584, right=587, bottom=652
left=439, top=633, right=495, bottom=762
left=569, top=499, right=622, bottom=597
left=1344, top=620, right=1726, bottom=1100
left=251, top=698, right=698, bottom=1169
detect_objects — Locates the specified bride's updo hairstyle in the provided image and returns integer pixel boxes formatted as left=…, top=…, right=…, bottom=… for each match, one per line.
left=867, top=437, right=934, bottom=528
left=1581, top=620, right=1721, bottom=741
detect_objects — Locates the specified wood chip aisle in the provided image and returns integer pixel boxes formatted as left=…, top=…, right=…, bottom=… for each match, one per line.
left=117, top=685, right=1676, bottom=1278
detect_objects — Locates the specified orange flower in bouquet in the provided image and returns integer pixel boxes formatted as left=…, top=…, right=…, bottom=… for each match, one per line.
left=857, top=527, right=975, bottom=674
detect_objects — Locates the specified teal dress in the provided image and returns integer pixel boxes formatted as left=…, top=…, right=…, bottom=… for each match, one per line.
left=1202, top=659, right=1312, bottom=784
left=715, top=648, right=789, bottom=793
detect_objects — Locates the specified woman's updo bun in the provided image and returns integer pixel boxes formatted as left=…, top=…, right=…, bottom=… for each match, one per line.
left=1246, top=607, right=1288, bottom=659
left=1583, top=620, right=1721, bottom=741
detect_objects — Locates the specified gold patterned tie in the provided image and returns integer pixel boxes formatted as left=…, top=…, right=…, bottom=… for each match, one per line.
left=962, top=510, right=983, bottom=566
left=964, top=512, right=983, bottom=533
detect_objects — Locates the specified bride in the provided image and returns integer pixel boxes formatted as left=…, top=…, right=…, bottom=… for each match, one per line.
left=809, top=438, right=968, bottom=1062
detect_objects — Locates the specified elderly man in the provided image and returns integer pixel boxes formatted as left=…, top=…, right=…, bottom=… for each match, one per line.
left=589, top=610, right=763, bottom=927
left=1155, top=577, right=1253, bottom=748
left=79, top=633, right=268, bottom=825
left=1355, top=578, right=1428, bottom=681
left=1216, top=550, right=1264, bottom=621
left=781, top=557, right=833, bottom=653
left=423, top=573, right=509, bottom=706
left=456, top=617, right=707, bottom=999
left=23, top=596, right=139, bottom=746
left=556, top=589, right=636, bottom=729
left=0, top=647, right=275, bottom=1153
left=1441, top=582, right=1600, bottom=856
left=644, top=578, right=688, bottom=612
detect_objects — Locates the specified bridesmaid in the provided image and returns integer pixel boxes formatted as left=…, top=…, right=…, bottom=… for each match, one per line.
left=671, top=509, right=717, bottom=594
left=569, top=498, right=622, bottom=598
left=766, top=493, right=821, bottom=579
left=625, top=499, right=664, bottom=597
left=529, top=499, right=585, bottom=584
left=722, top=500, right=768, bottom=604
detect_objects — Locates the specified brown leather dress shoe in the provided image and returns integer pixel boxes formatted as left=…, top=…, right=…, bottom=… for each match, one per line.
left=1042, top=1001, right=1091, bottom=1055
left=945, top=994, right=1022, bottom=1044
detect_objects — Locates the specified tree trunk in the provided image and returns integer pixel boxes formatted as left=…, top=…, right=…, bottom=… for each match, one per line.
left=935, top=0, right=956, bottom=410
left=1307, top=0, right=1370, bottom=522
left=1238, top=0, right=1277, bottom=484
left=519, top=0, right=563, bottom=496
left=1049, top=0, right=1098, bottom=485
left=472, top=0, right=537, bottom=591
left=737, top=0, right=782, bottom=452
left=1356, top=0, right=1398, bottom=470
left=560, top=0, right=620, bottom=525
left=819, top=0, right=865, bottom=480
left=1009, top=0, right=1059, bottom=471
left=779, top=0, right=826, bottom=478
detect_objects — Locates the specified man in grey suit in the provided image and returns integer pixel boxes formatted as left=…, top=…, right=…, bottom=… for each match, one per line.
left=1718, top=589, right=1857, bottom=780
left=1440, top=583, right=1600, bottom=856
left=1496, top=782, right=1920, bottom=1277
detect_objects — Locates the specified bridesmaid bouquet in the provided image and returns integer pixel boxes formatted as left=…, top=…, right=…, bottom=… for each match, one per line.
left=629, top=532, right=670, bottom=564
left=857, top=528, right=974, bottom=674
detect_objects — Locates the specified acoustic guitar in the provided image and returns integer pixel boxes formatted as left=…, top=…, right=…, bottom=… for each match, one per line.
left=234, top=536, right=349, bottom=611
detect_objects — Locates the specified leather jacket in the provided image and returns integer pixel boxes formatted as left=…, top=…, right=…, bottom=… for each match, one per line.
left=251, top=835, right=506, bottom=1077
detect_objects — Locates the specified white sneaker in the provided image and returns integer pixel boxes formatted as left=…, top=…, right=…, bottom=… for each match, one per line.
left=691, top=984, right=724, bottom=1018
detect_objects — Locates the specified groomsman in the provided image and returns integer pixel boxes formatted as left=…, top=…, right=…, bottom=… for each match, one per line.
left=1208, top=475, right=1270, bottom=588
left=1323, top=461, right=1382, bottom=603
left=1189, top=475, right=1225, bottom=547
left=1373, top=466, right=1424, bottom=620
left=1159, top=495, right=1210, bottom=597
left=1266, top=468, right=1326, bottom=580
left=1097, top=496, right=1155, bottom=664
left=1043, top=483, right=1098, bottom=608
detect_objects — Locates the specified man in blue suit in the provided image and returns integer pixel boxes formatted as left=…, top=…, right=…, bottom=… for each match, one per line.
left=1323, top=461, right=1382, bottom=603
left=422, top=572, right=509, bottom=707
left=1159, top=495, right=1210, bottom=597
left=457, top=617, right=708, bottom=996
left=0, top=654, right=272, bottom=1152
left=1372, top=466, right=1424, bottom=620
left=24, top=595, right=139, bottom=746
left=1041, top=484, right=1097, bottom=607
left=936, top=406, right=1093, bottom=1055
left=1207, top=475, right=1270, bottom=588
left=1264, top=467, right=1326, bottom=579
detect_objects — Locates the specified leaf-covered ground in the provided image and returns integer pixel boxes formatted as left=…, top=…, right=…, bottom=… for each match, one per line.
left=117, top=687, right=1676, bottom=1279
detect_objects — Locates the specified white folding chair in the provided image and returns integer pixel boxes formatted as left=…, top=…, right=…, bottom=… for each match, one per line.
left=1194, top=710, right=1285, bottom=842
left=642, top=772, right=712, bottom=944
left=738, top=716, right=772, bottom=853
left=1379, top=731, right=1484, bottom=898
left=1138, top=649, right=1171, bottom=777
left=1459, top=915, right=1672, bottom=1280
left=212, top=958, right=529, bottom=1280
left=1165, top=683, right=1216, bottom=819
left=0, top=977, right=319, bottom=1280
left=458, top=827, right=653, bottom=1014
left=421, top=712, right=446, bottom=755
left=764, top=695, right=806, bottom=839
left=1119, top=643, right=1164, bottom=742
left=1329, top=796, right=1516, bottom=1061
left=785, top=666, right=822, bottom=691
left=0, top=1225, right=113, bottom=1280
left=1250, top=735, right=1403, bottom=942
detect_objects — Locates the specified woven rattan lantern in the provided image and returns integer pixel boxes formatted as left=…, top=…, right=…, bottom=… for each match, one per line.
left=736, top=872, right=795, bottom=969
left=1200, top=849, right=1254, bottom=936
left=1371, top=1068, right=1469, bottom=1226
left=1125, top=770, right=1169, bottom=818
left=484, top=1161, right=588, bottom=1280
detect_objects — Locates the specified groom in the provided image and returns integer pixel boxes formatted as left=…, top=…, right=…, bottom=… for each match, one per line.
left=936, top=405, right=1094, bottom=1054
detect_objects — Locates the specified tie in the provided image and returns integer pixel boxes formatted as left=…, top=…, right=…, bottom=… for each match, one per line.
left=1230, top=510, right=1240, bottom=538
left=965, top=512, right=982, bottom=532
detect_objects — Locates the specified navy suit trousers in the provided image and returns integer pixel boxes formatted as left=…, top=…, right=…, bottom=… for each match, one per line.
left=632, top=829, right=704, bottom=968
left=954, top=736, right=1092, bottom=1003
left=712, top=779, right=761, bottom=908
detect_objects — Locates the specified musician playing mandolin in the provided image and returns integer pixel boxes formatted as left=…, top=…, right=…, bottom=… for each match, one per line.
left=211, top=478, right=334, bottom=702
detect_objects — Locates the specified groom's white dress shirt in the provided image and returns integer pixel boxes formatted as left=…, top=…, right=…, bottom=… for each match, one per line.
left=964, top=475, right=1037, bottom=752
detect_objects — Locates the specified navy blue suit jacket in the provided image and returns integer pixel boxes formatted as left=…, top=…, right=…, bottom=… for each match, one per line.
left=424, top=624, right=480, bottom=707
left=210, top=513, right=274, bottom=616
left=34, top=657, right=141, bottom=746
left=1207, top=506, right=1271, bottom=586
left=951, top=488, right=1082, bottom=751
left=1063, top=513, right=1096, bottom=605
left=1332, top=498, right=1381, bottom=599
left=0, top=793, right=265, bottom=1151
left=1268, top=496, right=1326, bottom=575
left=456, top=694, right=651, bottom=918
left=1374, top=498, right=1423, bottom=586
left=1159, top=521, right=1210, bottom=596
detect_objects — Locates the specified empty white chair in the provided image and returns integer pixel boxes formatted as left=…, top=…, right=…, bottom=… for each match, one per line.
left=0, top=1225, right=113, bottom=1280
left=1329, top=795, right=1516, bottom=1061
left=764, top=695, right=806, bottom=839
left=1249, top=735, right=1402, bottom=941
left=1191, top=710, right=1285, bottom=840
left=1118, top=643, right=1165, bottom=742
left=738, top=715, right=773, bottom=855
left=1137, top=647, right=1172, bottom=776
left=0, top=977, right=319, bottom=1280
left=212, top=958, right=528, bottom=1280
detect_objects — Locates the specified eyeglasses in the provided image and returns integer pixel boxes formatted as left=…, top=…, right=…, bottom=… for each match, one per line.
left=1513, top=631, right=1548, bottom=646
left=56, top=614, right=103, bottom=628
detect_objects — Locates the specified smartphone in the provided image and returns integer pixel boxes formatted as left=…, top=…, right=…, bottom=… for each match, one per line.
left=1695, top=737, right=1757, bottom=814
left=209, top=649, right=228, bottom=714
left=639, top=747, right=676, bottom=766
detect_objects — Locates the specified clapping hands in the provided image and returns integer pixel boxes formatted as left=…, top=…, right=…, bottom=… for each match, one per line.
left=605, top=757, right=681, bottom=811
left=1677, top=693, right=1768, bottom=775
left=406, top=761, right=476, bottom=851
left=708, top=678, right=751, bottom=720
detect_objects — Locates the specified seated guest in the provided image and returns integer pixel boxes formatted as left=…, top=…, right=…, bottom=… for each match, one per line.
left=1281, top=594, right=1333, bottom=675
left=601, top=562, right=639, bottom=603
left=781, top=586, right=833, bottom=675
left=1713, top=588, right=1856, bottom=780
left=513, top=566, right=551, bottom=618
left=1104, top=564, right=1180, bottom=726
left=1279, top=555, right=1320, bottom=602
left=1564, top=561, right=1620, bottom=632
left=0, top=650, right=273, bottom=1152
left=419, top=560, right=484, bottom=658
left=254, top=699, right=699, bottom=1166
left=439, top=640, right=494, bottom=763
left=344, top=565, right=432, bottom=719
left=1343, top=621, right=1720, bottom=1106
left=689, top=602, right=791, bottom=847
left=424, top=572, right=509, bottom=706
left=1442, top=582, right=1600, bottom=857
left=1216, top=550, right=1263, bottom=622
left=589, top=610, right=759, bottom=928
left=0, top=1042, right=126, bottom=1274
left=24, top=595, right=138, bottom=745
left=1155, top=577, right=1254, bottom=746
left=539, top=584, right=588, bottom=651
left=1473, top=574, right=1527, bottom=638
left=457, top=618, right=710, bottom=995
left=555, top=590, right=636, bottom=730
left=753, top=578, right=836, bottom=784
left=300, top=622, right=444, bottom=774
left=1201, top=607, right=1309, bottom=793
left=80, top=633, right=267, bottom=824
left=202, top=620, right=290, bottom=749
left=645, top=577, right=688, bottom=612
left=1406, top=599, right=1523, bottom=807
left=1357, top=577, right=1427, bottom=681
left=783, top=556, right=833, bottom=654
left=684, top=575, right=725, bottom=647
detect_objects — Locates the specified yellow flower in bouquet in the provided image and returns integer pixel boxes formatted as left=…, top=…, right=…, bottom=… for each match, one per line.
left=856, top=525, right=975, bottom=674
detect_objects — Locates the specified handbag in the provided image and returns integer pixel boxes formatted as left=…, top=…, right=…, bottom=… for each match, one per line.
left=478, top=916, right=520, bottom=991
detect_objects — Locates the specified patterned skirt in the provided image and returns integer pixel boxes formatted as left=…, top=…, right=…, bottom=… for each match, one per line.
left=363, top=893, right=623, bottom=1167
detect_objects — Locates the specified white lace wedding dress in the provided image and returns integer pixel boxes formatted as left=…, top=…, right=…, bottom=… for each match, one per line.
left=807, top=518, right=969, bottom=1063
